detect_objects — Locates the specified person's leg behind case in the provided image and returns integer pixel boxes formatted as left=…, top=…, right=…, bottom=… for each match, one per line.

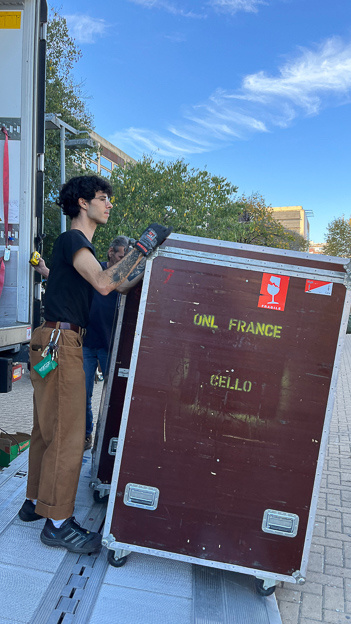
left=83, top=345, right=98, bottom=447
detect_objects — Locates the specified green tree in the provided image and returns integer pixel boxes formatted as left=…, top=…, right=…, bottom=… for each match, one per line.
left=93, top=156, right=242, bottom=257
left=324, top=216, right=351, bottom=257
left=233, top=193, right=309, bottom=251
left=93, top=159, right=308, bottom=257
left=44, top=9, right=95, bottom=263
left=283, top=229, right=310, bottom=252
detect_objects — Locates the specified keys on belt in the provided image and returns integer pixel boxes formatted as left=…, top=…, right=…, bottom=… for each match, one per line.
left=43, top=321, right=81, bottom=334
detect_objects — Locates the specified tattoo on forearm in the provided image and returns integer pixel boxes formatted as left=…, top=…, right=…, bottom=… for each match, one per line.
left=127, top=257, right=146, bottom=282
left=110, top=248, right=142, bottom=286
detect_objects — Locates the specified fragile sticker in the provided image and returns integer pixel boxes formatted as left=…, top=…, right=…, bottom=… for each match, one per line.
left=305, top=280, right=333, bottom=296
left=258, top=274, right=290, bottom=312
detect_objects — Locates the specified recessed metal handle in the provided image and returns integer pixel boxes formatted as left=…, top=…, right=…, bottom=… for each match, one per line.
left=108, top=437, right=118, bottom=455
left=117, top=368, right=129, bottom=378
left=124, top=483, right=159, bottom=510
left=262, top=509, right=299, bottom=537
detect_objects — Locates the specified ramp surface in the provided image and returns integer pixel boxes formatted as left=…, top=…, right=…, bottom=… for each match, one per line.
left=0, top=451, right=281, bottom=624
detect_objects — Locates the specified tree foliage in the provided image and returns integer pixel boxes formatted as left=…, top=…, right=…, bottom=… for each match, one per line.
left=93, top=157, right=308, bottom=257
left=44, top=9, right=95, bottom=263
left=231, top=193, right=308, bottom=251
left=93, top=156, right=241, bottom=255
left=324, top=216, right=351, bottom=257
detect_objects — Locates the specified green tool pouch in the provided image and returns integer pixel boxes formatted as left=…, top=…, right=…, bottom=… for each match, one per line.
left=33, top=353, right=58, bottom=378
left=33, top=328, right=60, bottom=378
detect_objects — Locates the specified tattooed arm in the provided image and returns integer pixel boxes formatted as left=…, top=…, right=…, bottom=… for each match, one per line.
left=108, top=250, right=146, bottom=292
left=73, top=247, right=146, bottom=295
left=117, top=257, right=146, bottom=293
left=73, top=222, right=171, bottom=295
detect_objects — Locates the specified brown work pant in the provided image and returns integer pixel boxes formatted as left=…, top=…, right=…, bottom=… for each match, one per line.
left=26, top=324, right=86, bottom=520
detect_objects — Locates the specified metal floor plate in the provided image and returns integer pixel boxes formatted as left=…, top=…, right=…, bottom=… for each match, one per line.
left=0, top=450, right=282, bottom=624
left=192, top=565, right=281, bottom=624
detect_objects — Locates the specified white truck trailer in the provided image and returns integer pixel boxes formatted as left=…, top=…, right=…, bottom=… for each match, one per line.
left=0, top=0, right=46, bottom=392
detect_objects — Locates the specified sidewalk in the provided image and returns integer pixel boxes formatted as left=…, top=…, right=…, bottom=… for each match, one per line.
left=0, top=365, right=103, bottom=436
left=1, top=337, right=351, bottom=623
left=275, top=335, right=351, bottom=624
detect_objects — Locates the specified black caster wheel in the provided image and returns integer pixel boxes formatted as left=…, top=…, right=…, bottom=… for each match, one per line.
left=254, top=578, right=276, bottom=596
left=107, top=549, right=128, bottom=568
left=93, top=489, right=109, bottom=504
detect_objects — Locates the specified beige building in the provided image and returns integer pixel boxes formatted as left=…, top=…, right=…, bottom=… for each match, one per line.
left=84, top=131, right=136, bottom=177
left=271, top=206, right=311, bottom=241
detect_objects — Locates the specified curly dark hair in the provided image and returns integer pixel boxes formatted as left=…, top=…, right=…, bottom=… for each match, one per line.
left=56, top=175, right=113, bottom=219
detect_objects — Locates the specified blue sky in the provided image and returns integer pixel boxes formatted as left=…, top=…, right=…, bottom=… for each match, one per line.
left=55, top=0, right=351, bottom=243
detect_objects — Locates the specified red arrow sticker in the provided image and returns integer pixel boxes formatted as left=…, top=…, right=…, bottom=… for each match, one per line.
left=305, top=280, right=333, bottom=295
left=258, top=274, right=290, bottom=311
left=163, top=268, right=175, bottom=284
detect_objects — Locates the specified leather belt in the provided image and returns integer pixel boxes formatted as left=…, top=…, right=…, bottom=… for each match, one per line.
left=44, top=321, right=82, bottom=334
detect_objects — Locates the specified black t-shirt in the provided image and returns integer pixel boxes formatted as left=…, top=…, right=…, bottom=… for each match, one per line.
left=44, top=229, right=96, bottom=328
left=83, top=261, right=120, bottom=352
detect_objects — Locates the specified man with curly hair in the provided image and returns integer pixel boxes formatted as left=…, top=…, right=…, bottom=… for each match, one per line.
left=18, top=175, right=171, bottom=554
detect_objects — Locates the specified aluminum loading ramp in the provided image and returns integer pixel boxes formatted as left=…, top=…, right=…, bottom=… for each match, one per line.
left=0, top=451, right=281, bottom=624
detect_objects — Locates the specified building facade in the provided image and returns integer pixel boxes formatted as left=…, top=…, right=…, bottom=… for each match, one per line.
left=84, top=131, right=136, bottom=177
left=308, top=241, right=326, bottom=255
left=271, top=206, right=311, bottom=241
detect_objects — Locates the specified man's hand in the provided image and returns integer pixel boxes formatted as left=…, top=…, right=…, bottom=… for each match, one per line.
left=135, top=223, right=172, bottom=257
left=31, top=257, right=50, bottom=279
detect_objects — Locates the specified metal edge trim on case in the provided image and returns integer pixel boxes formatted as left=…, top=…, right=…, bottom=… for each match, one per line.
left=100, top=538, right=297, bottom=585
left=103, top=259, right=153, bottom=537
left=101, top=534, right=131, bottom=558
left=159, top=247, right=346, bottom=283
left=343, top=259, right=351, bottom=289
left=91, top=295, right=127, bottom=483
left=166, top=232, right=347, bottom=266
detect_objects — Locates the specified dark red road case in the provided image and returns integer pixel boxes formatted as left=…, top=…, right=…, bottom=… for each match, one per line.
left=91, top=285, right=141, bottom=501
left=101, top=234, right=351, bottom=589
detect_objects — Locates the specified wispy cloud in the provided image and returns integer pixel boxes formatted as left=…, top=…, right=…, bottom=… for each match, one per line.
left=163, top=32, right=187, bottom=43
left=128, top=0, right=205, bottom=18
left=110, top=37, right=351, bottom=157
left=242, top=38, right=351, bottom=113
left=128, top=0, right=268, bottom=16
left=209, top=0, right=268, bottom=14
left=64, top=14, right=108, bottom=44
left=109, top=127, right=211, bottom=157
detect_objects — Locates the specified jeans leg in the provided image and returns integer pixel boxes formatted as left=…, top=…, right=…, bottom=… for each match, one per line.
left=83, top=346, right=98, bottom=437
left=97, top=348, right=109, bottom=377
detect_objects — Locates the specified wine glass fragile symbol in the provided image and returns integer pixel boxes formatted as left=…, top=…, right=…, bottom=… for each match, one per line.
left=267, top=276, right=281, bottom=304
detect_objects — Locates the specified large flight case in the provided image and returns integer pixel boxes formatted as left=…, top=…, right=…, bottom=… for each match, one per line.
left=99, top=234, right=351, bottom=590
